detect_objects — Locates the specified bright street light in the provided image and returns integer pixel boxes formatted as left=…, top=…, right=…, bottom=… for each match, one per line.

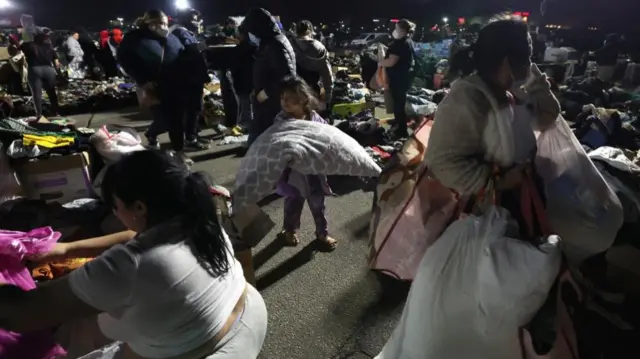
left=0, top=0, right=13, bottom=9
left=442, top=17, right=449, bottom=24
left=175, top=0, right=190, bottom=10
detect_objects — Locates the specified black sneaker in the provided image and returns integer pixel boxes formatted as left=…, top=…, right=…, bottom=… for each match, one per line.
left=146, top=135, right=160, bottom=149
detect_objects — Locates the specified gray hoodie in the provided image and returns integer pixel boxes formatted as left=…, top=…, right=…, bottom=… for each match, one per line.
left=291, top=36, right=334, bottom=103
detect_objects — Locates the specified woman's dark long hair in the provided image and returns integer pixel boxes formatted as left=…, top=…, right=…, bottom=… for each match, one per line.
left=448, top=15, right=530, bottom=79
left=102, top=150, right=231, bottom=277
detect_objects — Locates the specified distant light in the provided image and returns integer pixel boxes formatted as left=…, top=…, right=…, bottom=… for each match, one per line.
left=0, top=0, right=13, bottom=9
left=442, top=17, right=448, bottom=23
left=390, top=19, right=399, bottom=23
left=458, top=17, right=465, bottom=25
left=116, top=17, right=124, bottom=22
left=175, top=0, right=190, bottom=10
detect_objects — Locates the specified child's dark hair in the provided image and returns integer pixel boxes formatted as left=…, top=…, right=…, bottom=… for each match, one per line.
left=280, top=75, right=320, bottom=115
left=448, top=14, right=530, bottom=79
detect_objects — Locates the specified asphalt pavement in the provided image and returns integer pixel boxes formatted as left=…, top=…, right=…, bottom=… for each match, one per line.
left=70, top=108, right=409, bottom=359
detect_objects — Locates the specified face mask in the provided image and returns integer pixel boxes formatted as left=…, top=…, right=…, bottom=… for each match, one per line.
left=248, top=33, right=260, bottom=46
left=150, top=25, right=169, bottom=38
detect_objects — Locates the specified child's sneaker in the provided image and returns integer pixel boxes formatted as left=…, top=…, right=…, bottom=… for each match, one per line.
left=277, top=230, right=299, bottom=246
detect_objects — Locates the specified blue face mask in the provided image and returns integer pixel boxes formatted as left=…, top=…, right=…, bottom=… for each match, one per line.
left=248, top=33, right=260, bottom=46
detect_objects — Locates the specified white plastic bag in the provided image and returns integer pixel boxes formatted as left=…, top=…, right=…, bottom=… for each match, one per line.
left=89, top=126, right=145, bottom=164
left=375, top=206, right=561, bottom=359
left=535, top=117, right=623, bottom=263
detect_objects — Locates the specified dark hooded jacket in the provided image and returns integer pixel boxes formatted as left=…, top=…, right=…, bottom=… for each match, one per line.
left=230, top=26, right=257, bottom=96
left=290, top=35, right=334, bottom=103
left=242, top=8, right=296, bottom=101
left=595, top=35, right=620, bottom=67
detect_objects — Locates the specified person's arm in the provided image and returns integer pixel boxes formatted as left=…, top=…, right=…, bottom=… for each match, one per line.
left=425, top=89, right=492, bottom=194
left=379, top=41, right=401, bottom=68
left=64, top=230, right=136, bottom=259
left=261, top=43, right=296, bottom=101
left=117, top=36, right=147, bottom=84
left=321, top=56, right=334, bottom=104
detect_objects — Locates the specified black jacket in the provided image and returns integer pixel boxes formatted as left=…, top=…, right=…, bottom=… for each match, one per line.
left=242, top=8, right=296, bottom=100
left=230, top=39, right=257, bottom=95
left=595, top=42, right=620, bottom=67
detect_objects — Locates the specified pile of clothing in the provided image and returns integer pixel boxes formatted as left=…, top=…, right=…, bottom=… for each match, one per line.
left=6, top=78, right=137, bottom=118
left=333, top=110, right=403, bottom=167
left=332, top=78, right=369, bottom=105
left=330, top=55, right=361, bottom=75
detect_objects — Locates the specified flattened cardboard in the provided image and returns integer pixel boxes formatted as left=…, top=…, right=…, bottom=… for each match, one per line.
left=16, top=152, right=93, bottom=204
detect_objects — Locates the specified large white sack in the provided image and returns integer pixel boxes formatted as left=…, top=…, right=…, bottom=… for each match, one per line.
left=536, top=117, right=623, bottom=263
left=376, top=206, right=562, bottom=359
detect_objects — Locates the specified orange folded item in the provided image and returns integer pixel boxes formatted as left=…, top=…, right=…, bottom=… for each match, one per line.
left=31, top=264, right=54, bottom=281
left=49, top=258, right=93, bottom=278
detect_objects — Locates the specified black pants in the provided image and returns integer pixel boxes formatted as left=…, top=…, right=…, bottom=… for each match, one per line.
left=220, top=71, right=238, bottom=128
left=148, top=89, right=202, bottom=152
left=248, top=98, right=280, bottom=147
left=27, top=65, right=59, bottom=118
left=389, top=78, right=410, bottom=134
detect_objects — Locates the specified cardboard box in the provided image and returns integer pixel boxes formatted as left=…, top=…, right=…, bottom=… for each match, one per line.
left=16, top=152, right=93, bottom=203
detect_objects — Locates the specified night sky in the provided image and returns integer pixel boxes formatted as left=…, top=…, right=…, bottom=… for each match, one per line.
left=7, top=0, right=638, bottom=32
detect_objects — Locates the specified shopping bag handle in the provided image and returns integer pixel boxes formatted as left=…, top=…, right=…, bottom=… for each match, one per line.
left=520, top=169, right=552, bottom=237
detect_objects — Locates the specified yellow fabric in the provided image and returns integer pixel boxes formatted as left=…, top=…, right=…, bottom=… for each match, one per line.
left=23, top=134, right=75, bottom=148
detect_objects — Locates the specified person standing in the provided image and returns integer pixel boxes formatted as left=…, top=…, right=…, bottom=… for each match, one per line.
left=170, top=8, right=210, bottom=150
left=241, top=8, right=296, bottom=147
left=595, top=34, right=621, bottom=83
left=117, top=10, right=196, bottom=163
left=230, top=24, right=257, bottom=135
left=20, top=32, right=61, bottom=121
left=64, top=30, right=85, bottom=79
left=290, top=20, right=334, bottom=111
left=377, top=19, right=417, bottom=138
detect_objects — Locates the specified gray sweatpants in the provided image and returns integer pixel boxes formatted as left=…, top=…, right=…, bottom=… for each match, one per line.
left=205, top=285, right=268, bottom=358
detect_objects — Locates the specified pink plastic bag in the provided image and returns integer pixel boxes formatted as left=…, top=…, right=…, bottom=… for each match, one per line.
left=0, top=227, right=66, bottom=359
left=368, top=119, right=458, bottom=280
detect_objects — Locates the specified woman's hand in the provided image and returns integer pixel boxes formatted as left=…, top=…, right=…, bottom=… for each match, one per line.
left=26, top=243, right=70, bottom=264
left=526, top=64, right=561, bottom=128
left=256, top=90, right=268, bottom=103
left=496, top=163, right=528, bottom=191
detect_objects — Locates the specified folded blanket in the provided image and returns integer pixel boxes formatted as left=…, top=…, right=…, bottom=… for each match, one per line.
left=234, top=119, right=382, bottom=211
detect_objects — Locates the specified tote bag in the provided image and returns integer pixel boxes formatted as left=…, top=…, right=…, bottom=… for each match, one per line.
left=368, top=117, right=458, bottom=281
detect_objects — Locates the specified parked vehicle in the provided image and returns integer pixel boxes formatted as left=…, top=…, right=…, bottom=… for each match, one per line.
left=350, top=32, right=390, bottom=47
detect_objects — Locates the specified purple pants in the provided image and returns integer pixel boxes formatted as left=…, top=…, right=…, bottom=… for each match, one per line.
left=282, top=176, right=328, bottom=237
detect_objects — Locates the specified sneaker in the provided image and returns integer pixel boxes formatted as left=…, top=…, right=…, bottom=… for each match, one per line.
left=146, top=135, right=160, bottom=149
left=176, top=151, right=194, bottom=166
left=185, top=140, right=210, bottom=151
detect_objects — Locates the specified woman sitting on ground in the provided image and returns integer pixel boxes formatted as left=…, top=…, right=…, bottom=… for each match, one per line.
left=0, top=150, right=268, bottom=359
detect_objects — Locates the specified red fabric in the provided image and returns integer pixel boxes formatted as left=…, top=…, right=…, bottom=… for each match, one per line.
left=520, top=172, right=552, bottom=237
left=111, top=28, right=123, bottom=45
left=99, top=30, right=109, bottom=48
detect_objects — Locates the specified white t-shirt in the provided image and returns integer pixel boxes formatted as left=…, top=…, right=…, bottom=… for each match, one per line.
left=69, top=221, right=246, bottom=359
